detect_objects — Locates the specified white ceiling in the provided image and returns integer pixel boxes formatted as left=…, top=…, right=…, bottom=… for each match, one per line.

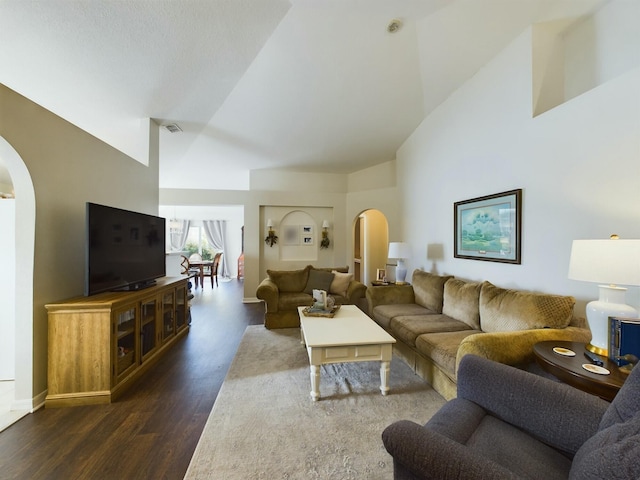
left=0, top=0, right=606, bottom=191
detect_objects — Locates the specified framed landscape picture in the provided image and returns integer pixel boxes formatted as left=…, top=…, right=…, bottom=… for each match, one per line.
left=454, top=189, right=522, bottom=264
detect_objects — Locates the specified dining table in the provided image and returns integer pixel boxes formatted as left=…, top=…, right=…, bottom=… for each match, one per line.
left=188, top=259, right=213, bottom=287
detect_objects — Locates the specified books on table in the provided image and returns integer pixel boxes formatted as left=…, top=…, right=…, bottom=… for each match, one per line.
left=609, top=316, right=640, bottom=366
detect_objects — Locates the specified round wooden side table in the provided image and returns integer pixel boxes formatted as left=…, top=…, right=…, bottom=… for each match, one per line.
left=533, top=340, right=627, bottom=401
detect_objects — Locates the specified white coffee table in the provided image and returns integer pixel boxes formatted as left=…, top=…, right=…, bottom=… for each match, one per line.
left=298, top=305, right=396, bottom=401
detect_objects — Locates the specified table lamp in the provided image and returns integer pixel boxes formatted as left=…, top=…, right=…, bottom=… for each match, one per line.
left=568, top=236, right=640, bottom=355
left=388, top=242, right=411, bottom=284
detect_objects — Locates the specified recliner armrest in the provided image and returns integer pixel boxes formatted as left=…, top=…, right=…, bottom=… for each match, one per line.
left=457, top=355, right=609, bottom=456
left=382, top=420, right=519, bottom=480
left=256, top=278, right=279, bottom=312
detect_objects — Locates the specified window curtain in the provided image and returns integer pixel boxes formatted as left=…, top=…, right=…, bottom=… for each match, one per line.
left=203, top=220, right=229, bottom=278
left=169, top=219, right=190, bottom=252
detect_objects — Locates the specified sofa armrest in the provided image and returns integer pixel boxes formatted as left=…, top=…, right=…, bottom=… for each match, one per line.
left=457, top=355, right=608, bottom=456
left=256, top=278, right=279, bottom=312
left=456, top=326, right=592, bottom=371
left=366, top=285, right=415, bottom=312
left=346, top=280, right=367, bottom=303
left=382, top=420, right=519, bottom=480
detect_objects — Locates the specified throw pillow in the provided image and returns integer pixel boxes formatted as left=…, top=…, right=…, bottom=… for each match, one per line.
left=479, top=281, right=575, bottom=333
left=442, top=279, right=482, bottom=329
left=330, top=271, right=353, bottom=298
left=267, top=266, right=311, bottom=293
left=411, top=270, right=454, bottom=313
left=303, top=269, right=335, bottom=295
left=569, top=411, right=640, bottom=480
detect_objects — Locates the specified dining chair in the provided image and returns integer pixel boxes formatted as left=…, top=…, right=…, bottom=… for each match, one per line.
left=203, top=252, right=222, bottom=287
left=188, top=253, right=203, bottom=287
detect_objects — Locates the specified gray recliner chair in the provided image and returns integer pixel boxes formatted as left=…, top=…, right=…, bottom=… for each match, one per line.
left=382, top=354, right=640, bottom=479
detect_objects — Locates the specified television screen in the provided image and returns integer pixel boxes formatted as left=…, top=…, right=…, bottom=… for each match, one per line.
left=85, top=202, right=166, bottom=296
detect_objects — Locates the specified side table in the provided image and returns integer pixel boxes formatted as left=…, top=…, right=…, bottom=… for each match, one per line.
left=533, top=341, right=627, bottom=401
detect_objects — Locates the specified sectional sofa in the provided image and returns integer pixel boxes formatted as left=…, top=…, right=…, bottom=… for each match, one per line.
left=256, top=265, right=367, bottom=329
left=366, top=269, right=592, bottom=399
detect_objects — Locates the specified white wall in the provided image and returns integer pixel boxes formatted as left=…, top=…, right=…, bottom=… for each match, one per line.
left=0, top=199, right=15, bottom=380
left=398, top=6, right=640, bottom=321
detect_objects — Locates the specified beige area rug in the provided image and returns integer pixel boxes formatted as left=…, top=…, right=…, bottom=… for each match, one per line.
left=185, top=325, right=446, bottom=480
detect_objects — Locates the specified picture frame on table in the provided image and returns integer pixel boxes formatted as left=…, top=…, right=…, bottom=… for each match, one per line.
left=454, top=189, right=522, bottom=264
left=376, top=268, right=386, bottom=282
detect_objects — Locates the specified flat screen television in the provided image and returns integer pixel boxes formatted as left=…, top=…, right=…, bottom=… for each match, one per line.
left=85, top=202, right=166, bottom=296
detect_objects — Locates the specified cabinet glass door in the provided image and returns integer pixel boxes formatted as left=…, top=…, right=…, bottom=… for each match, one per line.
left=140, top=297, right=158, bottom=361
left=162, top=291, right=175, bottom=342
left=175, top=285, right=188, bottom=332
left=115, top=304, right=137, bottom=381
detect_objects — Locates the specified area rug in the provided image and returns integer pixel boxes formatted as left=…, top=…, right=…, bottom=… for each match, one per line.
left=185, top=325, right=446, bottom=480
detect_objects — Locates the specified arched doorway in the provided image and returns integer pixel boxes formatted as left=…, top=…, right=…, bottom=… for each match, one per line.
left=353, top=209, right=388, bottom=287
left=0, top=137, right=35, bottom=431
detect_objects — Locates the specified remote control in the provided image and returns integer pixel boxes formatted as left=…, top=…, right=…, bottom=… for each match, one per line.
left=584, top=351, right=604, bottom=366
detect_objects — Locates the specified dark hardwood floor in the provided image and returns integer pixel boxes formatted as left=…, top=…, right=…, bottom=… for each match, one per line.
left=0, top=279, right=263, bottom=480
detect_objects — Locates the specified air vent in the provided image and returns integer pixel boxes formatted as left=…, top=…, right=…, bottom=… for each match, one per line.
left=164, top=123, right=182, bottom=133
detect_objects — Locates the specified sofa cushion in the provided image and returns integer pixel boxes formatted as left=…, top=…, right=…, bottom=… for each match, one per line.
left=278, top=292, right=313, bottom=310
left=329, top=271, right=353, bottom=298
left=303, top=269, right=334, bottom=294
left=415, top=330, right=481, bottom=378
left=371, top=304, right=433, bottom=330
left=412, top=270, right=454, bottom=313
left=569, top=411, right=640, bottom=480
left=442, top=279, right=482, bottom=330
left=267, top=266, right=311, bottom=293
left=479, top=282, right=575, bottom=333
left=390, top=314, right=473, bottom=347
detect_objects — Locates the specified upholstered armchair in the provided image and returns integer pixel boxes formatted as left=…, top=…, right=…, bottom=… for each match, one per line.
left=382, top=354, right=640, bottom=479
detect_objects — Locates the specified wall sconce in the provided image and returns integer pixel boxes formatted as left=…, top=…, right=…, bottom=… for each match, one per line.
left=264, top=219, right=278, bottom=247
left=320, top=220, right=330, bottom=249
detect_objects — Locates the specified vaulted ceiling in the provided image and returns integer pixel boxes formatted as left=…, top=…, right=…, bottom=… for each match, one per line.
left=0, top=0, right=606, bottom=190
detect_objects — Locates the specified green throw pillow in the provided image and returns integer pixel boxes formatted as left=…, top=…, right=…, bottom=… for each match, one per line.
left=303, top=269, right=335, bottom=294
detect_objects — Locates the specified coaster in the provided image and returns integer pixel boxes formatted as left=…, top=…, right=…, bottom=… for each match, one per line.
left=553, top=347, right=575, bottom=357
left=582, top=363, right=610, bottom=375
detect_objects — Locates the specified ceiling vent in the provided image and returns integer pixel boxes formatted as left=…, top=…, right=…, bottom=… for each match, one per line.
left=164, top=123, right=182, bottom=133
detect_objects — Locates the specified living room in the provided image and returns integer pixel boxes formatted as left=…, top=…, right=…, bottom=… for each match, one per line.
left=0, top=0, right=639, bottom=474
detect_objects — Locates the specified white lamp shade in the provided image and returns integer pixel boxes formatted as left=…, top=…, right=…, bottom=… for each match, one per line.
left=388, top=242, right=410, bottom=260
left=568, top=239, right=640, bottom=286
left=267, top=219, right=273, bottom=228
left=568, top=238, right=640, bottom=355
left=322, top=220, right=329, bottom=229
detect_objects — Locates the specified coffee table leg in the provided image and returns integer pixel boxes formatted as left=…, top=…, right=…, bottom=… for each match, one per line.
left=380, top=361, right=390, bottom=395
left=310, top=365, right=320, bottom=401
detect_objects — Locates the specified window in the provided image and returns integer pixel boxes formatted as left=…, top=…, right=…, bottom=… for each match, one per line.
left=185, top=226, right=214, bottom=260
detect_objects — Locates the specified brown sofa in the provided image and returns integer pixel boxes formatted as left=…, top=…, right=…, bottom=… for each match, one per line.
left=366, top=269, right=592, bottom=399
left=256, top=265, right=367, bottom=329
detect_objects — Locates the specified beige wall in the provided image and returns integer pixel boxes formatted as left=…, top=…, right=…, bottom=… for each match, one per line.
left=0, top=84, right=159, bottom=406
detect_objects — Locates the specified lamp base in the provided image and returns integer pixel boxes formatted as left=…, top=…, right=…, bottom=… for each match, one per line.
left=585, top=285, right=639, bottom=357
left=396, top=259, right=407, bottom=284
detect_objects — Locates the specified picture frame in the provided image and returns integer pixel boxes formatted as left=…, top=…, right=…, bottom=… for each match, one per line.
left=282, top=225, right=299, bottom=245
left=376, top=268, right=386, bottom=281
left=454, top=189, right=522, bottom=264
left=301, top=225, right=313, bottom=245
